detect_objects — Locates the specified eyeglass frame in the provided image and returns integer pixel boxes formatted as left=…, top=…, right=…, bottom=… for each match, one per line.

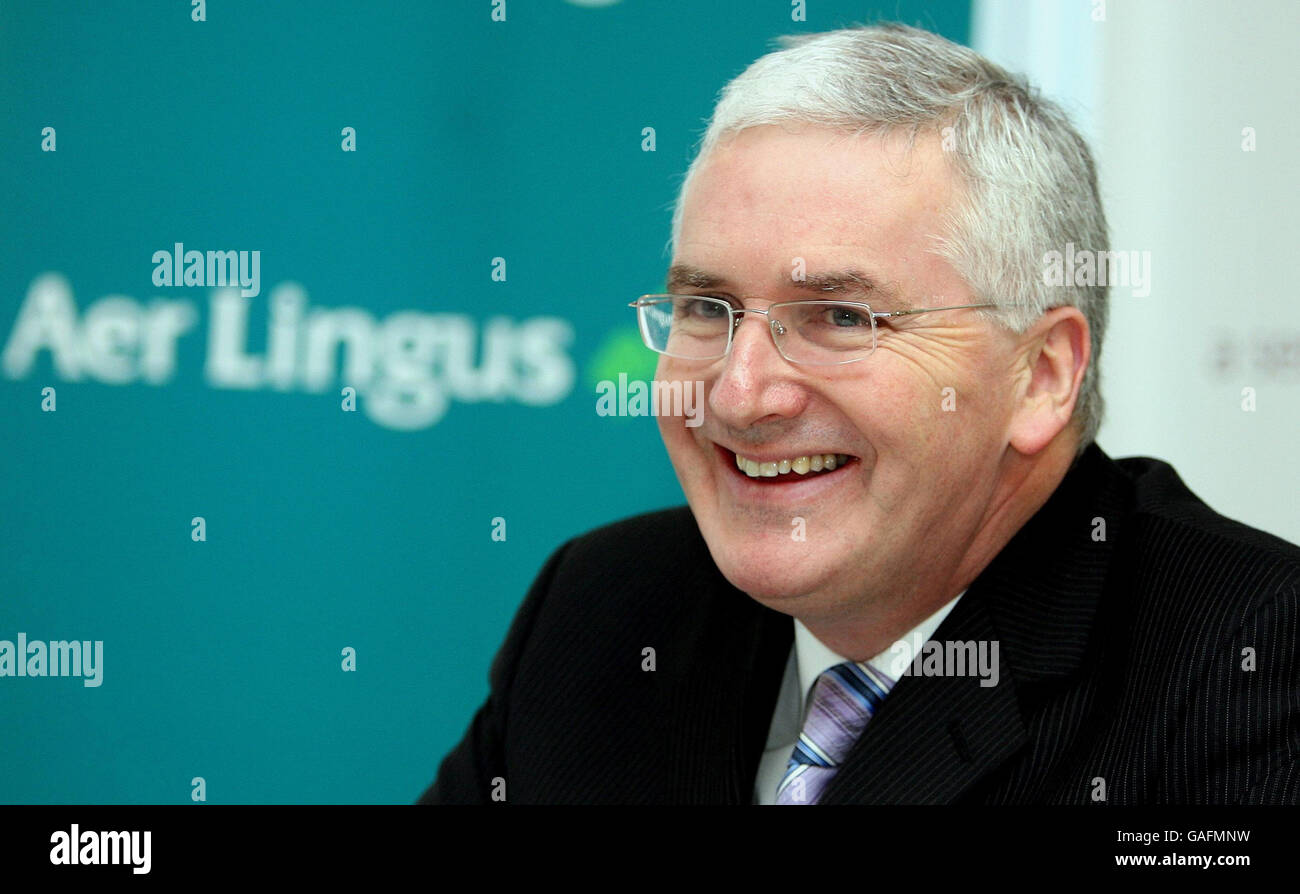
left=628, top=293, right=1002, bottom=366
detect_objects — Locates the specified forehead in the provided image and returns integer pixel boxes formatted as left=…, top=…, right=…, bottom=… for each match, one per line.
left=676, top=125, right=957, bottom=283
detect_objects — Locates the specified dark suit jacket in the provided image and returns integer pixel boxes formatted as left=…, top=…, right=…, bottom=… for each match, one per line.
left=420, top=444, right=1300, bottom=804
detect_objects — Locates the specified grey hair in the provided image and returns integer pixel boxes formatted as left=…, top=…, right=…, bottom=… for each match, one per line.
left=669, top=23, right=1108, bottom=451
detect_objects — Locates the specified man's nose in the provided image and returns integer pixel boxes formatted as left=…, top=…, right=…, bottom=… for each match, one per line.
left=708, top=310, right=805, bottom=426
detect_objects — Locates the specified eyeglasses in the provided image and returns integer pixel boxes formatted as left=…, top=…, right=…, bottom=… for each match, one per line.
left=628, top=294, right=1000, bottom=365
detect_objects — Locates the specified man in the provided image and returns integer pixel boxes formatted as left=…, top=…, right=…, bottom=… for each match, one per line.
left=420, top=24, right=1300, bottom=804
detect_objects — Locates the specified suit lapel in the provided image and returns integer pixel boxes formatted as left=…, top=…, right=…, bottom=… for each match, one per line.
left=818, top=590, right=1027, bottom=804
left=658, top=532, right=792, bottom=804
left=819, top=444, right=1126, bottom=804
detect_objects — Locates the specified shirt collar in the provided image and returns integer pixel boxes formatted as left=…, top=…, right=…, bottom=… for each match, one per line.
left=793, top=591, right=965, bottom=717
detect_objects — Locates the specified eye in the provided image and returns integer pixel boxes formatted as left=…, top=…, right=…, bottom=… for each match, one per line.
left=695, top=298, right=730, bottom=318
left=676, top=295, right=732, bottom=320
left=824, top=305, right=871, bottom=327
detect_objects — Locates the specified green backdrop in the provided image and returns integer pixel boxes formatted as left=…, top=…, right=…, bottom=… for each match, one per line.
left=0, top=0, right=969, bottom=803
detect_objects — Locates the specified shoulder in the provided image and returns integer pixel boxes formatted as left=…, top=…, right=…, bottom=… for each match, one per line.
left=1000, top=444, right=1300, bottom=691
left=557, top=505, right=704, bottom=561
left=542, top=506, right=713, bottom=590
left=1101, top=454, right=1300, bottom=802
left=1095, top=451, right=1300, bottom=749
left=522, top=505, right=739, bottom=632
left=1108, top=451, right=1300, bottom=612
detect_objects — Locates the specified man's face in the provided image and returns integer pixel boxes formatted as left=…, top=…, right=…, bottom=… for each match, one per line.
left=659, top=125, right=1024, bottom=627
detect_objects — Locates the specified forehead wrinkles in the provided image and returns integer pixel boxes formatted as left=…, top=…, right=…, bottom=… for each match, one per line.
left=699, top=126, right=949, bottom=200
left=681, top=135, right=954, bottom=258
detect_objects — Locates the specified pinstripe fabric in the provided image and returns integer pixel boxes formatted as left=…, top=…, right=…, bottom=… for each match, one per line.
left=420, top=445, right=1300, bottom=804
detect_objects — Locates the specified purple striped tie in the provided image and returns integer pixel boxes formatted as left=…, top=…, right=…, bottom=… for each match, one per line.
left=776, top=661, right=895, bottom=805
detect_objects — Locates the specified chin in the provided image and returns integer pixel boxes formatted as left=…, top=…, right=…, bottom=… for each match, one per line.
left=701, top=531, right=836, bottom=606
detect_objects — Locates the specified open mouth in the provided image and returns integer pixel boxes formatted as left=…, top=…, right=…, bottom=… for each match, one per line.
left=722, top=445, right=859, bottom=483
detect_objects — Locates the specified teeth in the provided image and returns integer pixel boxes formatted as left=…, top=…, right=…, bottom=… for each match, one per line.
left=733, top=452, right=852, bottom=479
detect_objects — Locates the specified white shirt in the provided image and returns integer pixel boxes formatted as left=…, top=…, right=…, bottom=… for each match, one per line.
left=754, top=592, right=964, bottom=804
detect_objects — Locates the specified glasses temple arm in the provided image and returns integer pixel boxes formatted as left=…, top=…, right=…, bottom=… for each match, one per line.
left=875, top=302, right=1000, bottom=319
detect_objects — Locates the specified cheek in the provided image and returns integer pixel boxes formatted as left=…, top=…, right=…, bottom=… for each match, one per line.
left=871, top=340, right=1010, bottom=430
left=655, top=360, right=692, bottom=440
left=874, top=333, right=974, bottom=388
left=657, top=412, right=711, bottom=495
left=833, top=367, right=994, bottom=512
left=836, top=366, right=943, bottom=458
left=657, top=412, right=690, bottom=462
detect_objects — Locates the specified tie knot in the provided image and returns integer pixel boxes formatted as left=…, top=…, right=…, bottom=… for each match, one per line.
left=800, top=661, right=893, bottom=763
left=777, top=661, right=896, bottom=804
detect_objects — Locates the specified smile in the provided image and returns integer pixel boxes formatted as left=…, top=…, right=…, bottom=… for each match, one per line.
left=732, top=450, right=857, bottom=479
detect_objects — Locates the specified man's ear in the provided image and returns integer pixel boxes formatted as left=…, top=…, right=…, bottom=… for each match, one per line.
left=1007, top=306, right=1090, bottom=456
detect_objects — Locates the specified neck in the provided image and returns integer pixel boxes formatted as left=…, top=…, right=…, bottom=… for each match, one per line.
left=802, top=435, right=1080, bottom=661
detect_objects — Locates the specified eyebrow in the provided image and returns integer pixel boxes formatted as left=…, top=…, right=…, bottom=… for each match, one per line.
left=665, top=263, right=902, bottom=305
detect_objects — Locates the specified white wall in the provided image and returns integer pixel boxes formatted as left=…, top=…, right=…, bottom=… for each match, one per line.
left=974, top=0, right=1300, bottom=543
